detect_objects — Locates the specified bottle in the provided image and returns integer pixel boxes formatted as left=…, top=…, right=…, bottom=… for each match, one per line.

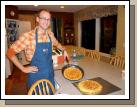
left=72, top=49, right=77, bottom=65
left=72, top=49, right=76, bottom=57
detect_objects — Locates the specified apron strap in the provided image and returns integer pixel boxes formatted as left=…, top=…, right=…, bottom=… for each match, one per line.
left=35, top=28, right=38, bottom=46
left=47, top=32, right=52, bottom=43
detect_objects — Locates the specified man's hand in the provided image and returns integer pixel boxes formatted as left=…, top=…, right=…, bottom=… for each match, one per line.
left=22, top=66, right=38, bottom=73
left=64, top=50, right=70, bottom=63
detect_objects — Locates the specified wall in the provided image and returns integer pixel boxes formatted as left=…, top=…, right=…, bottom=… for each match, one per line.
left=116, top=6, right=125, bottom=56
left=5, top=5, right=18, bottom=19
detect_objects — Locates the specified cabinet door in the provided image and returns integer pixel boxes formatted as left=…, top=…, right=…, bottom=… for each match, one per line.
left=18, top=14, right=36, bottom=29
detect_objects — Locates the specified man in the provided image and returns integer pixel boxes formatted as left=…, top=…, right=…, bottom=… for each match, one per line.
left=7, top=9, right=69, bottom=91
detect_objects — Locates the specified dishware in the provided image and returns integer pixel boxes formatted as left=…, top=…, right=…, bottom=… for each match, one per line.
left=62, top=64, right=84, bottom=81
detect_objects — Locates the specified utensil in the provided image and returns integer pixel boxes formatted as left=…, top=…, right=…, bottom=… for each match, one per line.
left=65, top=56, right=69, bottom=64
left=62, top=64, right=84, bottom=81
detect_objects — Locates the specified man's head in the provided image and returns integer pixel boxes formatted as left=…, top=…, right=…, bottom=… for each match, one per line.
left=36, top=9, right=51, bottom=31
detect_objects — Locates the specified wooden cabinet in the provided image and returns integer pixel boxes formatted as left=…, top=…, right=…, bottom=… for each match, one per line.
left=18, top=14, right=36, bottom=30
left=51, top=12, right=75, bottom=45
left=63, top=13, right=75, bottom=45
left=5, top=5, right=18, bottom=19
left=18, top=10, right=38, bottom=30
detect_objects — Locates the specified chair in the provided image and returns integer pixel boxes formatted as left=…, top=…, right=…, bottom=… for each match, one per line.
left=64, top=45, right=76, bottom=54
left=110, top=55, right=125, bottom=69
left=85, top=49, right=100, bottom=62
left=28, top=79, right=56, bottom=95
left=65, top=45, right=85, bottom=55
left=76, top=47, right=86, bottom=56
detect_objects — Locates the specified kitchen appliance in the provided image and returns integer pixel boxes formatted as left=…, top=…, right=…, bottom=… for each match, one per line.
left=6, top=19, right=19, bottom=47
left=52, top=49, right=64, bottom=65
left=5, top=19, right=31, bottom=65
left=5, top=19, right=19, bottom=78
left=5, top=28, right=13, bottom=78
left=17, top=21, right=31, bottom=65
left=62, top=64, right=84, bottom=81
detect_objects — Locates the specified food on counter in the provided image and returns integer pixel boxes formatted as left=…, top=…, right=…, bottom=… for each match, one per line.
left=78, top=80, right=103, bottom=95
left=64, top=67, right=83, bottom=80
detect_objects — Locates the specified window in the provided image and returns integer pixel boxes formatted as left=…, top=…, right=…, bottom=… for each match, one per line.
left=81, top=19, right=96, bottom=50
left=51, top=17, right=62, bottom=43
left=100, top=15, right=117, bottom=54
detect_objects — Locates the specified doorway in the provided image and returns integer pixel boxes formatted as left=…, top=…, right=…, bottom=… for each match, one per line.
left=100, top=15, right=117, bottom=54
left=51, top=17, right=62, bottom=43
left=81, top=19, right=96, bottom=50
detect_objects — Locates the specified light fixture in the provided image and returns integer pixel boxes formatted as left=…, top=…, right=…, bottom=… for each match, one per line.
left=60, top=6, right=64, bottom=9
left=10, top=11, right=15, bottom=16
left=34, top=5, right=38, bottom=7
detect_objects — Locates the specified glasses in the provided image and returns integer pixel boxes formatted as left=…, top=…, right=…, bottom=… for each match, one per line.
left=39, top=17, right=51, bottom=21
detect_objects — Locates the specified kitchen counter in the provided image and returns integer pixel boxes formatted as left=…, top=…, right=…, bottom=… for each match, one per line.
left=54, top=56, right=125, bottom=95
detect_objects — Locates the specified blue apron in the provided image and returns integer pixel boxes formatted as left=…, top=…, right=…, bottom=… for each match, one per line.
left=27, top=29, right=55, bottom=92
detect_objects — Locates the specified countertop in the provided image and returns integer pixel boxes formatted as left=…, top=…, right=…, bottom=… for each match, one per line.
left=54, top=56, right=125, bottom=95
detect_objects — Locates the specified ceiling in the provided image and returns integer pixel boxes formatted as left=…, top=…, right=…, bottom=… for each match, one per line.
left=15, top=5, right=91, bottom=13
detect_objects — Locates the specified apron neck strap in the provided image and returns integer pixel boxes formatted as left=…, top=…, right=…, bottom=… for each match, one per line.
left=35, top=28, right=38, bottom=45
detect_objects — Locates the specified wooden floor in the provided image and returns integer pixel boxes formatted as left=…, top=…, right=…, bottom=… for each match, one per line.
left=5, top=65, right=28, bottom=95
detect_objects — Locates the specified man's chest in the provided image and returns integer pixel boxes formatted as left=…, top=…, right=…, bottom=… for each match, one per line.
left=31, top=34, right=50, bottom=43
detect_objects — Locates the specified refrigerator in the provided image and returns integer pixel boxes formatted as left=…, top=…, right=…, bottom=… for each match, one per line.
left=6, top=19, right=19, bottom=47
left=5, top=19, right=31, bottom=77
left=17, top=20, right=31, bottom=65
left=5, top=28, right=13, bottom=78
left=5, top=19, right=19, bottom=78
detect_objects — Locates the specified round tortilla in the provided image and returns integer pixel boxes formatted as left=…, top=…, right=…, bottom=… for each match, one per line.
left=78, top=80, right=103, bottom=95
left=64, top=67, right=83, bottom=80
